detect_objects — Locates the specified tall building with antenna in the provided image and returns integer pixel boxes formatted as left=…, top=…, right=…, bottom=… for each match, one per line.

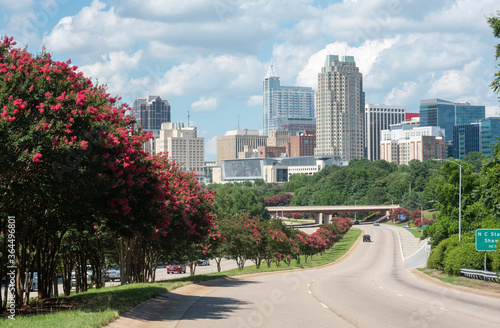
left=315, top=55, right=365, bottom=161
left=263, top=65, right=315, bottom=136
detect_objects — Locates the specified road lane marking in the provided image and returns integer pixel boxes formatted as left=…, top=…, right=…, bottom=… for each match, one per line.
left=406, top=241, right=429, bottom=260
left=308, top=291, right=311, bottom=294
left=379, top=287, right=383, bottom=289
left=320, top=303, right=328, bottom=309
left=397, top=294, right=403, bottom=297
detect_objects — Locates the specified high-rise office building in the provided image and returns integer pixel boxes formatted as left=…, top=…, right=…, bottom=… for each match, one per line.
left=452, top=123, right=480, bottom=160
left=477, top=117, right=500, bottom=158
left=132, top=95, right=171, bottom=155
left=365, top=104, right=406, bottom=160
left=263, top=65, right=315, bottom=136
left=419, top=98, right=485, bottom=143
left=156, top=122, right=205, bottom=183
left=315, top=55, right=365, bottom=161
left=132, top=95, right=171, bottom=130
left=216, top=130, right=268, bottom=165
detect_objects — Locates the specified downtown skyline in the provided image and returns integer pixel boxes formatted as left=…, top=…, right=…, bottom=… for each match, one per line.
left=1, top=0, right=499, bottom=161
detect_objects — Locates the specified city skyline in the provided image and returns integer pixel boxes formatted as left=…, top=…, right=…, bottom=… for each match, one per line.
left=1, top=0, right=500, bottom=161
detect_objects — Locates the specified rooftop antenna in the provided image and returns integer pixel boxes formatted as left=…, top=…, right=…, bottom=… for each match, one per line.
left=187, top=110, right=190, bottom=127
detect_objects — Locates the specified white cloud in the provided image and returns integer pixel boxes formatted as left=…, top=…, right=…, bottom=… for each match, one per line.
left=206, top=136, right=218, bottom=159
left=246, top=95, right=263, bottom=107
left=485, top=106, right=500, bottom=117
left=296, top=38, right=398, bottom=89
left=191, top=96, right=218, bottom=112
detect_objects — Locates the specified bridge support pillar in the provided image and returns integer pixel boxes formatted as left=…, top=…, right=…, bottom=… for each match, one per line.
left=324, top=214, right=332, bottom=224
left=315, top=213, right=322, bottom=224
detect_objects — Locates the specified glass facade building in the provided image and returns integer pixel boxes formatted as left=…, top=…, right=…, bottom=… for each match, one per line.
left=478, top=117, right=500, bottom=158
left=263, top=65, right=315, bottom=136
left=132, top=95, right=171, bottom=130
left=452, top=123, right=480, bottom=160
left=419, top=98, right=485, bottom=142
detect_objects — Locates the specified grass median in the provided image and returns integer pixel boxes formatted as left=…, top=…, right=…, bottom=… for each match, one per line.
left=2, top=228, right=361, bottom=328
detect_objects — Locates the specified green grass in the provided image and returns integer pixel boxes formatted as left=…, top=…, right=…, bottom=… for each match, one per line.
left=2, top=228, right=362, bottom=328
left=281, top=219, right=315, bottom=224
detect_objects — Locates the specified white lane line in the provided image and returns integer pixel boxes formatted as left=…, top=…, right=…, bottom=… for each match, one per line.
left=308, top=291, right=311, bottom=294
left=320, top=303, right=328, bottom=309
left=440, top=308, right=449, bottom=311
left=405, top=241, right=428, bottom=260
left=308, top=283, right=310, bottom=287
left=397, top=294, right=403, bottom=297
left=379, top=287, right=383, bottom=290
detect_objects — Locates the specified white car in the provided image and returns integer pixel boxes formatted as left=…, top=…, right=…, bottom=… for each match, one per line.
left=373, top=222, right=380, bottom=226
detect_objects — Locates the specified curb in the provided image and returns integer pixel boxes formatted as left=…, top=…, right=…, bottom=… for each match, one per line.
left=411, top=268, right=500, bottom=299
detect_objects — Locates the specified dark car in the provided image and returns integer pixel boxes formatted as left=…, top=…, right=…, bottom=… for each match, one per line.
left=363, top=234, right=371, bottom=242
left=353, top=220, right=360, bottom=225
left=167, top=262, right=186, bottom=274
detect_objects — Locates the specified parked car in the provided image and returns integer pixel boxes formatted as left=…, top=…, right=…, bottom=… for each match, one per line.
left=353, top=220, right=360, bottom=225
left=363, top=234, right=371, bottom=242
left=167, top=262, right=186, bottom=274
left=373, top=222, right=380, bottom=226
left=403, top=224, right=411, bottom=228
left=197, top=259, right=210, bottom=266
left=106, top=269, right=120, bottom=281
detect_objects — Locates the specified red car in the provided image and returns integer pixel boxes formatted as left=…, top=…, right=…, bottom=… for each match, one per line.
left=167, top=262, right=186, bottom=274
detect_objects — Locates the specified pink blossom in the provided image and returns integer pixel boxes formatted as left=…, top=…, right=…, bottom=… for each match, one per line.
left=80, top=140, right=88, bottom=151
left=33, top=153, right=42, bottom=162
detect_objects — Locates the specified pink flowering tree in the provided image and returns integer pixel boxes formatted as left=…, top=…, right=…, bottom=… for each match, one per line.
left=0, top=37, right=216, bottom=306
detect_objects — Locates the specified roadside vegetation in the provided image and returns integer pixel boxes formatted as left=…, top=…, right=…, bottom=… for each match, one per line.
left=1, top=229, right=361, bottom=328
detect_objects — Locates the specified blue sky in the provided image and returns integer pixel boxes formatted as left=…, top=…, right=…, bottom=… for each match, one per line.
left=1, top=0, right=499, bottom=161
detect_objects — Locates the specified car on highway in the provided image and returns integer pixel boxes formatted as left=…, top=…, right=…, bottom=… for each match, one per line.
left=363, top=234, right=371, bottom=242
left=403, top=224, right=411, bottom=228
left=167, top=262, right=186, bottom=274
left=373, top=222, right=380, bottom=226
left=353, top=220, right=360, bottom=225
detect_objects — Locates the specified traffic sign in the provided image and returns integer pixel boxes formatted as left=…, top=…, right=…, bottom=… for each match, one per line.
left=425, top=244, right=431, bottom=253
left=475, top=229, right=500, bottom=251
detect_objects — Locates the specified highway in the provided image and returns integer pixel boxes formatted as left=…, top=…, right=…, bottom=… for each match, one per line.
left=110, top=224, right=500, bottom=328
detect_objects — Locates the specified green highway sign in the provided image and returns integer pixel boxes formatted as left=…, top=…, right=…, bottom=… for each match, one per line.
left=476, top=229, right=500, bottom=251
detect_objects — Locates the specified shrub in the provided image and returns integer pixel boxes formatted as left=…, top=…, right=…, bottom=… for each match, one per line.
left=443, top=242, right=484, bottom=275
left=427, top=235, right=459, bottom=270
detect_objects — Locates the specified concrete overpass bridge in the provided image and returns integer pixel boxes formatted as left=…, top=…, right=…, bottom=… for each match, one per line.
left=266, top=205, right=400, bottom=224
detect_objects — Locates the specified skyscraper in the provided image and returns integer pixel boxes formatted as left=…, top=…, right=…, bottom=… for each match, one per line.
left=365, top=104, right=406, bottom=161
left=263, top=65, right=315, bottom=136
left=132, top=95, right=171, bottom=131
left=419, top=98, right=485, bottom=143
left=477, top=117, right=500, bottom=158
left=315, top=55, right=365, bottom=161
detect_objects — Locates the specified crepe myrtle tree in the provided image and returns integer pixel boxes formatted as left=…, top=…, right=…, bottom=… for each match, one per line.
left=0, top=36, right=216, bottom=306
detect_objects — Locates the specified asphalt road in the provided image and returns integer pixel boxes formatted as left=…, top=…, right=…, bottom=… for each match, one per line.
left=110, top=224, right=500, bottom=328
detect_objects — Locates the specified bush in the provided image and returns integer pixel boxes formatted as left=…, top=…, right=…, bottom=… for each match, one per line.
left=492, top=244, right=500, bottom=273
left=427, top=235, right=459, bottom=270
left=443, top=242, right=485, bottom=275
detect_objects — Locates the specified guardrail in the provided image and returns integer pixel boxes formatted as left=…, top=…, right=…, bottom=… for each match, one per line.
left=460, top=269, right=499, bottom=282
